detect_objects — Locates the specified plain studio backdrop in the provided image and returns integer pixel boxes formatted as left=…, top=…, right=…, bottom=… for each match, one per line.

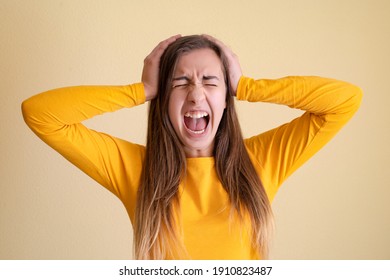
left=1, top=0, right=389, bottom=259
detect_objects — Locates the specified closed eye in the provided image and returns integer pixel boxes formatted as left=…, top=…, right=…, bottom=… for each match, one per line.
left=171, top=74, right=220, bottom=89
left=172, top=76, right=191, bottom=89
left=172, top=83, right=190, bottom=89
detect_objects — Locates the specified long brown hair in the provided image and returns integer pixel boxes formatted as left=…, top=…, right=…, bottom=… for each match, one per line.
left=134, top=35, right=273, bottom=259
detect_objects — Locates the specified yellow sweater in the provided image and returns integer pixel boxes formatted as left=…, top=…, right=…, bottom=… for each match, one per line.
left=22, top=76, right=362, bottom=259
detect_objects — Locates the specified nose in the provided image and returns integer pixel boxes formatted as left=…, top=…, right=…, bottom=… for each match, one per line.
left=187, top=83, right=205, bottom=104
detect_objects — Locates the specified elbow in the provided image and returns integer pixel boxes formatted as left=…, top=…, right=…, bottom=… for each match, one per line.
left=327, top=82, right=363, bottom=123
left=21, top=98, right=33, bottom=126
left=21, top=97, right=41, bottom=132
left=348, top=83, right=363, bottom=113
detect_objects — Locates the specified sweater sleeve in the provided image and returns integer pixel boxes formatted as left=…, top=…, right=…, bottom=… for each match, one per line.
left=238, top=76, right=362, bottom=201
left=21, top=83, right=146, bottom=205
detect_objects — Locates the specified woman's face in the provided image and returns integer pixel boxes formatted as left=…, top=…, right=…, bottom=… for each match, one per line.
left=168, top=48, right=227, bottom=158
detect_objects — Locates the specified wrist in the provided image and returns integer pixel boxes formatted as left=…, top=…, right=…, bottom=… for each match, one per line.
left=143, top=83, right=155, bottom=102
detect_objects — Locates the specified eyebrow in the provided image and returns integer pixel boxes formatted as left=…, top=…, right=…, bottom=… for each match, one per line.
left=202, top=75, right=220, bottom=81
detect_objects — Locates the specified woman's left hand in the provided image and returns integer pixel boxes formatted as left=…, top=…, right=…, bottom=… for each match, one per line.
left=202, top=35, right=242, bottom=96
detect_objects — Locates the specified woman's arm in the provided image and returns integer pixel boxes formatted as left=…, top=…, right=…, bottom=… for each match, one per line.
left=239, top=76, right=363, bottom=200
left=21, top=35, right=181, bottom=213
left=204, top=34, right=362, bottom=200
left=21, top=83, right=146, bottom=201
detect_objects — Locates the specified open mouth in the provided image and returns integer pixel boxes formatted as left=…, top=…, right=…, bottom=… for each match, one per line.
left=183, top=111, right=210, bottom=134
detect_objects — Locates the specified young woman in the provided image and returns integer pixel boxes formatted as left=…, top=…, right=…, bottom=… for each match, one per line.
left=22, top=34, right=362, bottom=259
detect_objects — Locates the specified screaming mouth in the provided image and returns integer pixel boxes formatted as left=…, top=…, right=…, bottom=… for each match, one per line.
left=184, top=111, right=209, bottom=134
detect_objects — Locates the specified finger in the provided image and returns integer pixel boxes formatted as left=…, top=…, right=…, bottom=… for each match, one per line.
left=202, top=34, right=237, bottom=59
left=202, top=34, right=227, bottom=49
left=150, top=34, right=182, bottom=58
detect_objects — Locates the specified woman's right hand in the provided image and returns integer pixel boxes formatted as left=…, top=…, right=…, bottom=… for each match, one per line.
left=142, top=34, right=181, bottom=101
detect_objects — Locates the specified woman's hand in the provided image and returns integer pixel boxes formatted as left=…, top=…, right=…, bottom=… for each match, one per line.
left=202, top=35, right=242, bottom=96
left=142, top=34, right=181, bottom=101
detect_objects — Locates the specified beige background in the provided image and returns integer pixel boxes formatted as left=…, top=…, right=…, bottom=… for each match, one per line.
left=1, top=0, right=389, bottom=259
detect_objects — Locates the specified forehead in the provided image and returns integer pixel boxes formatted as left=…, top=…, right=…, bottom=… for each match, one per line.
left=174, top=48, right=223, bottom=77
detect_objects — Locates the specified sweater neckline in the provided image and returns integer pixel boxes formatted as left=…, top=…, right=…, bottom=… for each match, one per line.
left=186, top=157, right=215, bottom=166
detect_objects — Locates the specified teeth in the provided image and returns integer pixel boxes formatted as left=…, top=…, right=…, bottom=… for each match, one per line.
left=184, top=111, right=209, bottom=119
left=188, top=129, right=205, bottom=134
